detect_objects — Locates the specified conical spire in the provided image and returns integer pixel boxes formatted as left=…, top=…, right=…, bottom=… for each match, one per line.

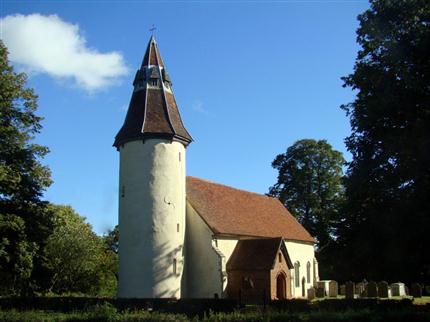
left=114, top=37, right=192, bottom=148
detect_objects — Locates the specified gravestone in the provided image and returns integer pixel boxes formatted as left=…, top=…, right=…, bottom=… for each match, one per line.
left=318, top=281, right=329, bottom=296
left=355, top=282, right=364, bottom=296
left=377, top=281, right=388, bottom=298
left=391, top=282, right=406, bottom=296
left=328, top=280, right=338, bottom=297
left=367, top=281, right=378, bottom=298
left=307, top=287, right=316, bottom=300
left=411, top=283, right=422, bottom=298
left=345, top=281, right=355, bottom=299
left=316, top=287, right=325, bottom=298
left=340, top=284, right=345, bottom=296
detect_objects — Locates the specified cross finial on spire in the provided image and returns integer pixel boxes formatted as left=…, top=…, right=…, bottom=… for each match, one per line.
left=149, top=24, right=157, bottom=36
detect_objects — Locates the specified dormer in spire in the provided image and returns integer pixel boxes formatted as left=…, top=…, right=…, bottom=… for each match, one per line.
left=114, top=37, right=192, bottom=148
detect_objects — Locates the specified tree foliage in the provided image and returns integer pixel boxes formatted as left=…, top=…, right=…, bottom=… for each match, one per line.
left=45, top=205, right=117, bottom=295
left=269, top=139, right=345, bottom=262
left=103, top=225, right=119, bottom=254
left=338, top=0, right=430, bottom=283
left=0, top=41, right=53, bottom=295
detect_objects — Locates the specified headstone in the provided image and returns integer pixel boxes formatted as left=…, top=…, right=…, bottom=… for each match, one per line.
left=391, top=282, right=406, bottom=297
left=345, top=281, right=355, bottom=299
left=411, top=283, right=422, bottom=298
left=316, top=287, right=325, bottom=298
left=317, top=281, right=329, bottom=295
left=328, top=280, right=338, bottom=297
left=340, top=284, right=346, bottom=296
left=355, top=282, right=364, bottom=296
left=367, top=281, right=378, bottom=298
left=378, top=281, right=389, bottom=298
left=307, top=287, right=316, bottom=300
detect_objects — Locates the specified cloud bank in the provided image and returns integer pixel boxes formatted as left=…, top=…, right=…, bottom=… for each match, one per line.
left=1, top=14, right=128, bottom=91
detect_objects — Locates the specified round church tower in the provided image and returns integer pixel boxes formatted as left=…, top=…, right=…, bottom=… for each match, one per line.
left=114, top=36, right=192, bottom=298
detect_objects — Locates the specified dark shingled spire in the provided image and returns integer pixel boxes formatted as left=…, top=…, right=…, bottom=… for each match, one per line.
left=114, top=36, right=192, bottom=148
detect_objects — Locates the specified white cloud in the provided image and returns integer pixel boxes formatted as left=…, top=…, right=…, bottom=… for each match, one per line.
left=192, top=100, right=209, bottom=115
left=0, top=14, right=128, bottom=92
left=119, top=104, right=128, bottom=112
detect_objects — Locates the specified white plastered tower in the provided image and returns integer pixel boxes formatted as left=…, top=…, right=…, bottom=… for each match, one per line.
left=114, top=37, right=192, bottom=298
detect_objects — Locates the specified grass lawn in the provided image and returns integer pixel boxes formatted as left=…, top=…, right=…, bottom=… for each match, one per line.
left=413, top=296, right=430, bottom=305
left=1, top=298, right=429, bottom=321
left=1, top=300, right=430, bottom=322
left=1, top=308, right=430, bottom=322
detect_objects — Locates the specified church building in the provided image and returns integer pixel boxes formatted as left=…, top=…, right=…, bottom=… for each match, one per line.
left=113, top=36, right=319, bottom=301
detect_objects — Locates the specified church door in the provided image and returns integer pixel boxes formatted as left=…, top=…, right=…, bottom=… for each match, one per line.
left=276, top=273, right=287, bottom=300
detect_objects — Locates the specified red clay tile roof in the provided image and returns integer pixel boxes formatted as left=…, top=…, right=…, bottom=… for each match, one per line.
left=114, top=37, right=192, bottom=148
left=186, top=177, right=315, bottom=243
left=227, top=237, right=293, bottom=270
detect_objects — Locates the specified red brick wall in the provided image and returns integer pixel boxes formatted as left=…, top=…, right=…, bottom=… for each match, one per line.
left=270, top=251, right=292, bottom=299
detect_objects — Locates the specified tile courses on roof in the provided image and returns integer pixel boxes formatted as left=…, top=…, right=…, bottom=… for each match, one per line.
left=227, top=237, right=293, bottom=271
left=114, top=36, right=192, bottom=148
left=186, top=177, right=316, bottom=243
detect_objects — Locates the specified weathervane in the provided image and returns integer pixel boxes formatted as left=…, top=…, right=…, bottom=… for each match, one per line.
left=149, top=24, right=157, bottom=36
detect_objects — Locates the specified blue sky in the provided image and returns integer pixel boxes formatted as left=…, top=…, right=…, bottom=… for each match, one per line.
left=1, top=0, right=369, bottom=234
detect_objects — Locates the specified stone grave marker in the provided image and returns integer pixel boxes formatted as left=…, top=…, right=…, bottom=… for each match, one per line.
left=391, top=282, right=406, bottom=296
left=307, top=287, right=316, bottom=300
left=340, top=284, right=345, bottom=296
left=367, top=281, right=378, bottom=298
left=355, top=282, right=364, bottom=296
left=345, top=281, right=355, bottom=299
left=378, top=281, right=389, bottom=298
left=316, top=287, right=325, bottom=298
left=328, top=280, right=338, bottom=297
left=411, top=283, right=422, bottom=298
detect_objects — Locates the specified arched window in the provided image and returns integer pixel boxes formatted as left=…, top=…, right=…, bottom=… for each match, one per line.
left=294, top=261, right=300, bottom=287
left=306, top=261, right=311, bottom=283
left=278, top=253, right=282, bottom=262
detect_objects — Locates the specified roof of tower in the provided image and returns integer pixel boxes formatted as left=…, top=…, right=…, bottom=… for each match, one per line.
left=114, top=36, right=192, bottom=148
left=141, top=36, right=165, bottom=68
left=186, top=176, right=316, bottom=243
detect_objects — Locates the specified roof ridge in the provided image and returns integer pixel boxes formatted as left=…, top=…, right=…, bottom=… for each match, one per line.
left=187, top=176, right=274, bottom=199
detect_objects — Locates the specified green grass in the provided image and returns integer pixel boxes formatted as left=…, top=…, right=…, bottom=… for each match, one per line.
left=1, top=298, right=430, bottom=322
left=413, top=296, right=430, bottom=305
left=1, top=308, right=430, bottom=322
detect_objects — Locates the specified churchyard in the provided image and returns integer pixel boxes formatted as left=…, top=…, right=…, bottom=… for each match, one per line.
left=1, top=286, right=430, bottom=322
left=307, top=280, right=426, bottom=300
left=1, top=295, right=429, bottom=322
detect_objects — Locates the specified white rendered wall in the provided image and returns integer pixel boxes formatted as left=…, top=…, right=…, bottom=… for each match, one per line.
left=215, top=238, right=237, bottom=292
left=184, top=203, right=223, bottom=298
left=118, top=139, right=186, bottom=298
left=284, top=240, right=316, bottom=298
left=216, top=239, right=238, bottom=265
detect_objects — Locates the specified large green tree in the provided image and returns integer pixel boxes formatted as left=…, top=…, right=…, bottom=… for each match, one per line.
left=338, top=0, right=430, bottom=283
left=0, top=41, right=53, bottom=295
left=269, top=139, right=345, bottom=277
left=46, top=205, right=117, bottom=295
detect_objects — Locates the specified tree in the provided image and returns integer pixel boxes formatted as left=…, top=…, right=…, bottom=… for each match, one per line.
left=0, top=41, right=53, bottom=295
left=269, top=139, right=345, bottom=277
left=339, top=0, right=430, bottom=283
left=103, top=225, right=119, bottom=254
left=46, top=205, right=117, bottom=295
left=103, top=225, right=119, bottom=284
